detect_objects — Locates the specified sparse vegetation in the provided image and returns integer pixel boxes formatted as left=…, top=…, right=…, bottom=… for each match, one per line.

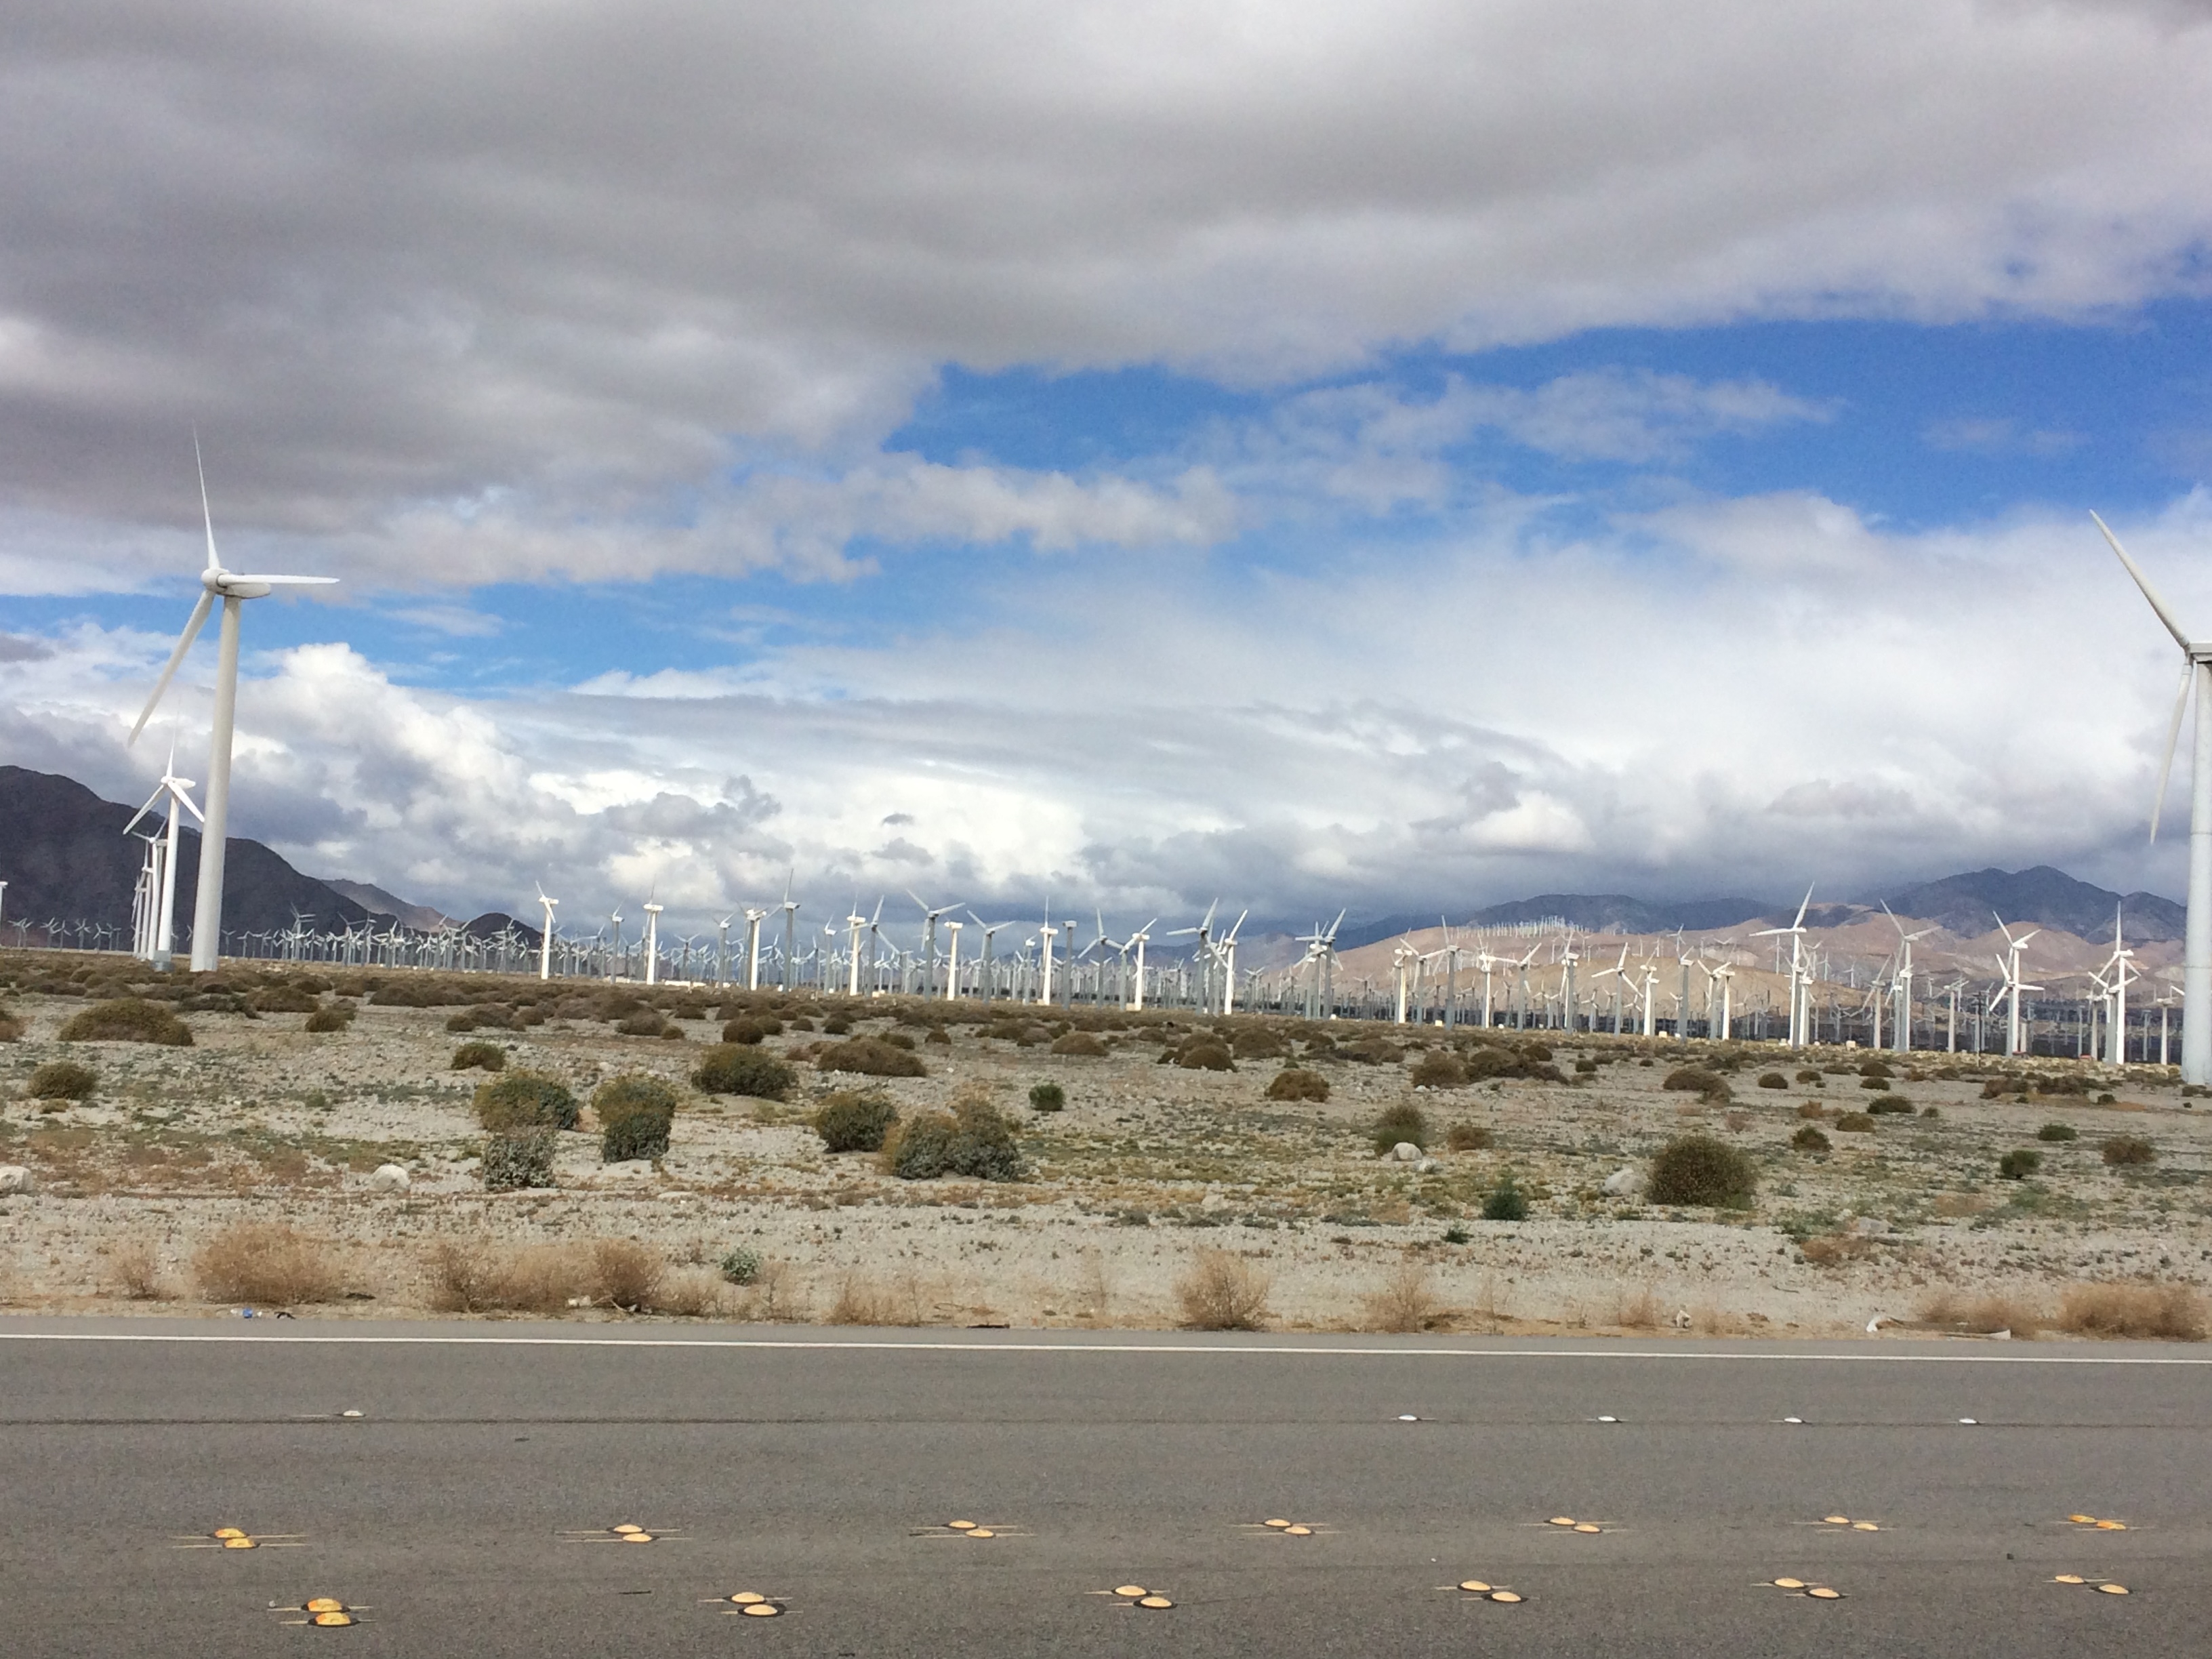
left=1363, top=1258, right=1440, bottom=1331
left=1662, top=1066, right=1730, bottom=1102
left=1481, top=1170, right=1529, bottom=1221
left=1175, top=1040, right=1235, bottom=1071
left=1051, top=1031, right=1108, bottom=1057
left=1646, top=1134, right=1757, bottom=1207
left=1791, top=1125, right=1832, bottom=1152
left=1445, top=1121, right=1494, bottom=1151
left=691, top=1044, right=795, bottom=1099
left=594, top=1074, right=678, bottom=1162
left=450, top=1040, right=506, bottom=1071
left=884, top=1097, right=1025, bottom=1181
left=1370, top=1101, right=1430, bottom=1155
left=474, top=1071, right=579, bottom=1132
left=26, top=1060, right=96, bottom=1100
left=1176, top=1248, right=1271, bottom=1330
left=58, top=998, right=192, bottom=1046
left=817, top=1038, right=928, bottom=1078
left=2037, top=1122, right=2078, bottom=1142
left=718, top=1246, right=764, bottom=1286
left=304, top=1005, right=353, bottom=1033
left=1410, top=1051, right=1469, bottom=1088
left=2102, top=1134, right=2156, bottom=1167
left=815, top=1090, right=899, bottom=1153
left=1835, top=1111, right=1875, bottom=1132
left=1999, top=1148, right=2043, bottom=1180
left=2057, top=1282, right=2205, bottom=1340
left=483, top=1128, right=558, bottom=1190
left=1265, top=1067, right=1330, bottom=1102
left=194, top=1223, right=344, bottom=1305
left=1757, top=1071, right=1788, bottom=1089
left=722, top=1015, right=783, bottom=1044
left=1028, top=1082, right=1066, bottom=1112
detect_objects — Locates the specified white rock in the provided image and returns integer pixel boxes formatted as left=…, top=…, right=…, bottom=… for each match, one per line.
left=0, top=1164, right=33, bottom=1195
left=1389, top=1141, right=1422, bottom=1162
left=1416, top=1158, right=1438, bottom=1174
left=367, top=1164, right=410, bottom=1193
left=1601, top=1167, right=1641, bottom=1197
left=1671, top=1307, right=1694, bottom=1330
left=1847, top=1215, right=1890, bottom=1236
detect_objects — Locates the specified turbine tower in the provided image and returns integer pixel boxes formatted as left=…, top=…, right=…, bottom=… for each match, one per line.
left=129, top=442, right=337, bottom=970
left=535, top=886, right=558, bottom=980
left=1751, top=886, right=1816, bottom=1048
left=2097, top=511, right=2211, bottom=1083
left=122, top=743, right=203, bottom=970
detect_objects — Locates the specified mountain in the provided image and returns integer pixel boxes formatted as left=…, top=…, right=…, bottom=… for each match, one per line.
left=0, top=764, right=374, bottom=943
left=1877, top=866, right=2184, bottom=943
left=324, top=878, right=453, bottom=933
left=1340, top=893, right=1775, bottom=949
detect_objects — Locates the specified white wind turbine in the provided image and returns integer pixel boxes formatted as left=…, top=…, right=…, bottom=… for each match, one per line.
left=640, top=890, right=664, bottom=986
left=535, top=884, right=558, bottom=980
left=1881, top=903, right=1936, bottom=1054
left=906, top=890, right=965, bottom=999
left=122, top=741, right=203, bottom=970
left=1751, top=886, right=1816, bottom=1048
left=2097, top=511, right=2212, bottom=1083
left=2102, top=903, right=2137, bottom=1065
left=128, top=442, right=337, bottom=970
left=744, top=903, right=771, bottom=990
left=845, top=899, right=869, bottom=997
left=942, top=918, right=963, bottom=1000
left=778, top=870, right=800, bottom=991
left=1214, top=908, right=1249, bottom=1015
left=1124, top=916, right=1158, bottom=1010
left=1991, top=912, right=2042, bottom=1057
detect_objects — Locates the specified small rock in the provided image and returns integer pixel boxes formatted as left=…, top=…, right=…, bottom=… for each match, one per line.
left=0, top=1164, right=32, bottom=1195
left=1671, top=1307, right=1693, bottom=1330
left=1602, top=1167, right=1641, bottom=1197
left=367, top=1164, right=410, bottom=1194
left=1847, top=1216, right=1889, bottom=1236
left=1416, top=1158, right=1438, bottom=1174
left=1389, top=1141, right=1422, bottom=1162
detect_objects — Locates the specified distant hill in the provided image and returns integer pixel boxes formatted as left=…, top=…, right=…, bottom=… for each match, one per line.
left=324, top=878, right=453, bottom=933
left=0, top=764, right=374, bottom=944
left=1879, top=866, right=2184, bottom=943
left=1340, top=893, right=1775, bottom=949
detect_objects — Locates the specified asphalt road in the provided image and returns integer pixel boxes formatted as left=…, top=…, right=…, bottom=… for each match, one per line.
left=2, top=1318, right=2207, bottom=1657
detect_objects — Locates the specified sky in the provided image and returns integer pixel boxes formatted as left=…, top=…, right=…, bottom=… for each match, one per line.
left=5, top=1, right=2212, bottom=945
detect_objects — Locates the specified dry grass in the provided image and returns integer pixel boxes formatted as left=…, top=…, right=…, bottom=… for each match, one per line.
left=827, top=1271, right=922, bottom=1326
left=110, top=1240, right=169, bottom=1300
left=1361, top=1258, right=1440, bottom=1333
left=2056, top=1282, right=2206, bottom=1341
left=1930, top=1193, right=1995, bottom=1218
left=1916, top=1290, right=2044, bottom=1337
left=590, top=1238, right=664, bottom=1311
left=1613, top=1286, right=1660, bottom=1330
left=1176, top=1248, right=1272, bottom=1331
left=423, top=1240, right=581, bottom=1313
left=194, top=1223, right=345, bottom=1306
left=1799, top=1233, right=1879, bottom=1267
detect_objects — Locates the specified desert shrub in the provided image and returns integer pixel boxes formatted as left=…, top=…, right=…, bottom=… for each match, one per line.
left=815, top=1091, right=899, bottom=1152
left=590, top=1238, right=663, bottom=1311
left=369, top=979, right=462, bottom=1008
left=1791, top=1067, right=1818, bottom=1084
left=1462, top=1045, right=1523, bottom=1081
left=817, top=1038, right=928, bottom=1078
left=2042, top=1073, right=2089, bottom=1097
left=1481, top=1170, right=1529, bottom=1221
left=0, top=1011, right=22, bottom=1042
left=1795, top=1101, right=1829, bottom=1120
left=1176, top=1040, right=1235, bottom=1071
left=1343, top=1036, right=1402, bottom=1065
left=924, top=1027, right=951, bottom=1046
left=691, top=1044, right=795, bottom=1099
left=820, top=1013, right=852, bottom=1034
left=884, top=1098, right=1025, bottom=1181
left=1860, top=1076, right=1893, bottom=1092
left=718, top=1246, right=764, bottom=1286
left=1231, top=1027, right=1287, bottom=1060
left=483, top=1128, right=558, bottom=1189
left=26, top=1060, right=96, bottom=1100
left=1998, top=1148, right=2043, bottom=1180
left=880, top=1031, right=918, bottom=1051
left=194, top=1223, right=344, bottom=1305
left=2036, top=1122, right=2078, bottom=1142
left=424, top=1239, right=579, bottom=1313
left=1370, top=1101, right=1430, bottom=1155
left=58, top=998, right=192, bottom=1046
left=1029, top=1082, right=1066, bottom=1112
left=1266, top=1067, right=1330, bottom=1103
left=1574, top=1057, right=1599, bottom=1074
left=111, top=1240, right=166, bottom=1300
left=1662, top=1066, right=1730, bottom=1101
left=2057, top=1282, right=2206, bottom=1340
left=475, top=1071, right=579, bottom=1131
left=1835, top=1111, right=1875, bottom=1132
left=1791, top=1124, right=1832, bottom=1152
left=594, top=1074, right=678, bottom=1162
left=1646, top=1134, right=1757, bottom=1207
left=1858, top=1059, right=1892, bottom=1080
left=1410, top=1051, right=1469, bottom=1089
left=250, top=985, right=320, bottom=1015
left=450, top=1040, right=506, bottom=1072
left=616, top=1010, right=674, bottom=1037
left=1867, top=1095, right=1914, bottom=1114
left=304, top=1006, right=353, bottom=1033
left=1175, top=1248, right=1272, bottom=1330
left=1446, top=1121, right=1494, bottom=1151
left=1521, top=1042, right=1553, bottom=1061
left=1051, top=1031, right=1109, bottom=1057
left=445, top=1010, right=478, bottom=1032
left=2102, top=1134, right=2156, bottom=1166
left=1363, top=1259, right=1441, bottom=1332
left=722, top=1015, right=783, bottom=1044
left=1757, top=1071, right=1788, bottom=1090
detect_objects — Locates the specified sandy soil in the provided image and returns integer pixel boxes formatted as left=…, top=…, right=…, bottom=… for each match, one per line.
left=2, top=958, right=2207, bottom=1340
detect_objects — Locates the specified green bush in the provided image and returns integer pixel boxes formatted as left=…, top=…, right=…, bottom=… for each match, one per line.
left=26, top=1060, right=96, bottom=1101
left=450, top=1041, right=506, bottom=1072
left=2102, top=1135, right=2156, bottom=1166
left=1370, top=1101, right=1430, bottom=1155
left=483, top=1128, right=558, bottom=1190
left=2036, top=1122, right=2078, bottom=1142
left=721, top=1015, right=783, bottom=1044
left=1757, top=1071, right=1788, bottom=1089
left=821, top=1014, right=853, bottom=1035
left=594, top=1074, right=680, bottom=1162
left=474, top=1071, right=579, bottom=1132
left=886, top=1099, right=1026, bottom=1181
left=1791, top=1124, right=1832, bottom=1152
left=1446, top=1122, right=1494, bottom=1151
left=815, top=1091, right=899, bottom=1153
left=1646, top=1134, right=1757, bottom=1207
left=1999, top=1148, right=2043, bottom=1180
left=1029, top=1082, right=1066, bottom=1112
left=304, top=1006, right=354, bottom=1033
left=1866, top=1095, right=1914, bottom=1114
left=58, top=998, right=192, bottom=1046
left=718, top=1246, right=763, bottom=1286
left=817, top=1038, right=927, bottom=1078
left=1266, top=1067, right=1330, bottom=1103
left=691, top=1044, right=796, bottom=1100
left=1481, top=1171, right=1529, bottom=1221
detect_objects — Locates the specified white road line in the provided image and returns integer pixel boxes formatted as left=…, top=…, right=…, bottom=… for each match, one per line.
left=0, top=1330, right=2207, bottom=1364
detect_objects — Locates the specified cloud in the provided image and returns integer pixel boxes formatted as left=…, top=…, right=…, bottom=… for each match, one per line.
left=1925, top=416, right=2084, bottom=456
left=3, top=1, right=2212, bottom=566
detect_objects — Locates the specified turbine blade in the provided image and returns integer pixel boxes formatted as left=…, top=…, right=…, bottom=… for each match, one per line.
left=128, top=590, right=215, bottom=745
left=229, top=573, right=339, bottom=587
left=195, top=432, right=219, bottom=575
left=2150, top=658, right=2192, bottom=844
left=123, top=783, right=167, bottom=836
left=2093, top=512, right=2194, bottom=652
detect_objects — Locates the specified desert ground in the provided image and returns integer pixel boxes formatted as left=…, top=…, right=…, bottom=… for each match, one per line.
left=1, top=951, right=2207, bottom=1341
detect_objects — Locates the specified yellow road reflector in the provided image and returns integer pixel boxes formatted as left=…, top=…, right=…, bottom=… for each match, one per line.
left=1114, top=1585, right=1148, bottom=1599
left=2096, top=1583, right=2130, bottom=1596
left=970, top=1529, right=996, bottom=1539
left=1284, top=1525, right=1312, bottom=1536
left=1488, top=1590, right=1523, bottom=1603
left=1806, top=1585, right=1842, bottom=1599
left=741, top=1602, right=781, bottom=1617
left=310, top=1612, right=354, bottom=1627
left=1549, top=1516, right=1576, bottom=1527
left=1574, top=1523, right=1601, bottom=1534
left=621, top=1532, right=654, bottom=1543
left=223, top=1536, right=258, bottom=1549
left=1137, top=1595, right=1174, bottom=1610
left=730, top=1593, right=768, bottom=1605
left=2053, top=1574, right=2086, bottom=1584
left=1264, top=1519, right=1292, bottom=1529
left=948, top=1520, right=976, bottom=1531
left=2095, top=1520, right=2128, bottom=1531
left=1852, top=1522, right=1880, bottom=1532
left=612, top=1524, right=644, bottom=1535
left=214, top=1528, right=247, bottom=1539
left=1823, top=1515, right=1849, bottom=1525
left=1772, top=1578, right=1805, bottom=1591
left=304, top=1599, right=345, bottom=1613
left=1458, top=1580, right=1491, bottom=1593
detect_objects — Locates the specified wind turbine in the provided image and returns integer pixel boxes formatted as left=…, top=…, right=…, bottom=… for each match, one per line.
left=2097, top=511, right=2212, bottom=1082
left=744, top=903, right=770, bottom=990
left=1991, top=912, right=2043, bottom=1057
left=905, top=891, right=964, bottom=999
left=779, top=870, right=800, bottom=992
left=845, top=899, right=869, bottom=997
left=1214, top=908, right=1249, bottom=1015
left=128, top=441, right=337, bottom=970
left=121, top=742, right=203, bottom=970
left=1751, top=886, right=1816, bottom=1048
left=1124, top=916, right=1159, bottom=1010
left=640, top=890, right=664, bottom=986
left=943, top=918, right=963, bottom=1000
left=535, top=885, right=558, bottom=980
left=1880, top=903, right=1936, bottom=1054
left=2102, top=903, right=2138, bottom=1065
